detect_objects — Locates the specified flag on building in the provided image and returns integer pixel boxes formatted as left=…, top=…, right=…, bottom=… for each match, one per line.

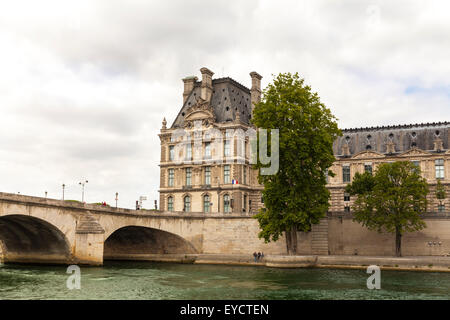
left=232, top=179, right=238, bottom=185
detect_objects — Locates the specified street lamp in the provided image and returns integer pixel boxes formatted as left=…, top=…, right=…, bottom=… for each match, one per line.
left=45, top=191, right=47, bottom=199
left=79, top=180, right=88, bottom=203
left=62, top=184, right=65, bottom=201
left=115, top=192, right=118, bottom=208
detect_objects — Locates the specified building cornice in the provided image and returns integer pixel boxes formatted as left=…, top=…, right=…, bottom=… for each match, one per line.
left=341, top=121, right=450, bottom=133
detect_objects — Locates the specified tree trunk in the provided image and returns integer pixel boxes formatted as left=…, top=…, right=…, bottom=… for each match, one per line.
left=285, top=229, right=292, bottom=255
left=395, top=227, right=402, bottom=257
left=291, top=227, right=298, bottom=255
left=285, top=227, right=298, bottom=255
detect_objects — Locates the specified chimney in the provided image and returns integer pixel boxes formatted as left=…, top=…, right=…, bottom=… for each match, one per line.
left=250, top=71, right=262, bottom=114
left=182, top=76, right=198, bottom=104
left=200, top=67, right=214, bottom=102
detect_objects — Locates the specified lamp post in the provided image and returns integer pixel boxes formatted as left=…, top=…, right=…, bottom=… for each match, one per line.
left=62, top=184, right=65, bottom=201
left=115, top=192, right=118, bottom=208
left=79, top=180, right=88, bottom=203
left=45, top=191, right=47, bottom=199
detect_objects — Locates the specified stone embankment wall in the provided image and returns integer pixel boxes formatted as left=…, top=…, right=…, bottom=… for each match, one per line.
left=199, top=215, right=450, bottom=257
left=327, top=216, right=450, bottom=256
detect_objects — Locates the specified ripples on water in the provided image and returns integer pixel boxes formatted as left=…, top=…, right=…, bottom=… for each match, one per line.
left=0, top=262, right=449, bottom=300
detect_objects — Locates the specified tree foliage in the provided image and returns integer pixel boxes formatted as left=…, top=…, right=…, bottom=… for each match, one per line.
left=436, top=179, right=446, bottom=202
left=345, top=161, right=429, bottom=256
left=252, top=72, right=341, bottom=255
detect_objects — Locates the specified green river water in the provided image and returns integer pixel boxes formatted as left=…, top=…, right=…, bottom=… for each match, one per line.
left=0, top=261, right=449, bottom=300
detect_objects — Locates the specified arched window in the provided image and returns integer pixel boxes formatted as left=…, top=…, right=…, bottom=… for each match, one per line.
left=167, top=196, right=174, bottom=212
left=223, top=194, right=231, bottom=213
left=203, top=194, right=210, bottom=213
left=183, top=195, right=191, bottom=212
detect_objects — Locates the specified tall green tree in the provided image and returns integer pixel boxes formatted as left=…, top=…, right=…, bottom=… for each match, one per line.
left=346, top=161, right=429, bottom=257
left=252, top=72, right=341, bottom=255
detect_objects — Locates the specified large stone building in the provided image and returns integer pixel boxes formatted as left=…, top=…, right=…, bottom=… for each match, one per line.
left=159, top=67, right=449, bottom=217
left=330, top=122, right=449, bottom=214
left=158, top=67, right=264, bottom=214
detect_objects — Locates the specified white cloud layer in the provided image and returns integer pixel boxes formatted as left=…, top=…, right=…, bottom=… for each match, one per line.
left=0, top=0, right=449, bottom=208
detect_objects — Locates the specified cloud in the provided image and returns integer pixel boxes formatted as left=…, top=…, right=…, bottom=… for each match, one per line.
left=0, top=0, right=449, bottom=208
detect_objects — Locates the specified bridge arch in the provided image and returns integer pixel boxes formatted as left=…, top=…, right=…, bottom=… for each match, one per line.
left=104, top=225, right=198, bottom=260
left=0, top=214, right=72, bottom=264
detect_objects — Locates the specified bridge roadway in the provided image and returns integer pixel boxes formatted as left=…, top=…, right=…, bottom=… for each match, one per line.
left=0, top=192, right=277, bottom=265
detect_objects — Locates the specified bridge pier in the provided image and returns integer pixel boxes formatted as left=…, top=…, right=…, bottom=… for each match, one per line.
left=74, top=213, right=105, bottom=266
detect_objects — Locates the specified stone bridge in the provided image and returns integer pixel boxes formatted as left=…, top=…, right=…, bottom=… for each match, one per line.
left=0, top=192, right=285, bottom=266
left=2, top=193, right=449, bottom=266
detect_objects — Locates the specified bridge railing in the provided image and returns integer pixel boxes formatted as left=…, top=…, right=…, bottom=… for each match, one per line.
left=0, top=192, right=256, bottom=218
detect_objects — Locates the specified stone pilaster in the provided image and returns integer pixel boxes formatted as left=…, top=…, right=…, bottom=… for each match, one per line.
left=74, top=212, right=105, bottom=266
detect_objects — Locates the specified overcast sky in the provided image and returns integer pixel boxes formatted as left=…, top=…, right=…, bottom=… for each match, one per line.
left=1, top=0, right=449, bottom=209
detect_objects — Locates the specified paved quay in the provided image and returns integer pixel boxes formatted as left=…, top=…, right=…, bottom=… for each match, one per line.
left=104, top=253, right=450, bottom=272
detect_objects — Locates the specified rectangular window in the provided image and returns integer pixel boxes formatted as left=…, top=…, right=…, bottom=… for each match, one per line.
left=411, top=160, right=420, bottom=173
left=185, top=144, right=192, bottom=160
left=185, top=168, right=192, bottom=186
left=243, top=195, right=247, bottom=212
left=205, top=167, right=211, bottom=185
left=168, top=169, right=174, bottom=187
left=344, top=192, right=350, bottom=202
left=169, top=145, right=174, bottom=161
left=344, top=206, right=350, bottom=213
left=167, top=197, right=173, bottom=212
left=224, top=165, right=231, bottom=184
left=436, top=159, right=445, bottom=179
left=343, top=165, right=351, bottom=183
left=243, top=166, right=247, bottom=185
left=364, top=164, right=372, bottom=175
left=245, top=141, right=248, bottom=160
left=224, top=140, right=231, bottom=157
left=223, top=195, right=231, bottom=213
left=203, top=195, right=210, bottom=213
left=438, top=204, right=445, bottom=212
left=204, top=142, right=211, bottom=159
left=184, top=196, right=191, bottom=212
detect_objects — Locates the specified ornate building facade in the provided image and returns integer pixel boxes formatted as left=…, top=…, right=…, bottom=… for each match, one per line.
left=330, top=122, right=449, bottom=214
left=159, top=67, right=449, bottom=216
left=158, top=68, right=264, bottom=214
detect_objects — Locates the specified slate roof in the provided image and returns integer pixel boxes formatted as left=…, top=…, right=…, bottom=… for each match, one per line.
left=171, top=77, right=252, bottom=128
left=333, top=121, right=450, bottom=157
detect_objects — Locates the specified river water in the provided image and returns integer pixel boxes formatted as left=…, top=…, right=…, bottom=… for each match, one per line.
left=0, top=261, right=449, bottom=300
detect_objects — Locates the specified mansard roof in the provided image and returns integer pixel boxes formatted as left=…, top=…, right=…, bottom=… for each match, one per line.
left=171, top=77, right=252, bottom=128
left=334, top=121, right=450, bottom=157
